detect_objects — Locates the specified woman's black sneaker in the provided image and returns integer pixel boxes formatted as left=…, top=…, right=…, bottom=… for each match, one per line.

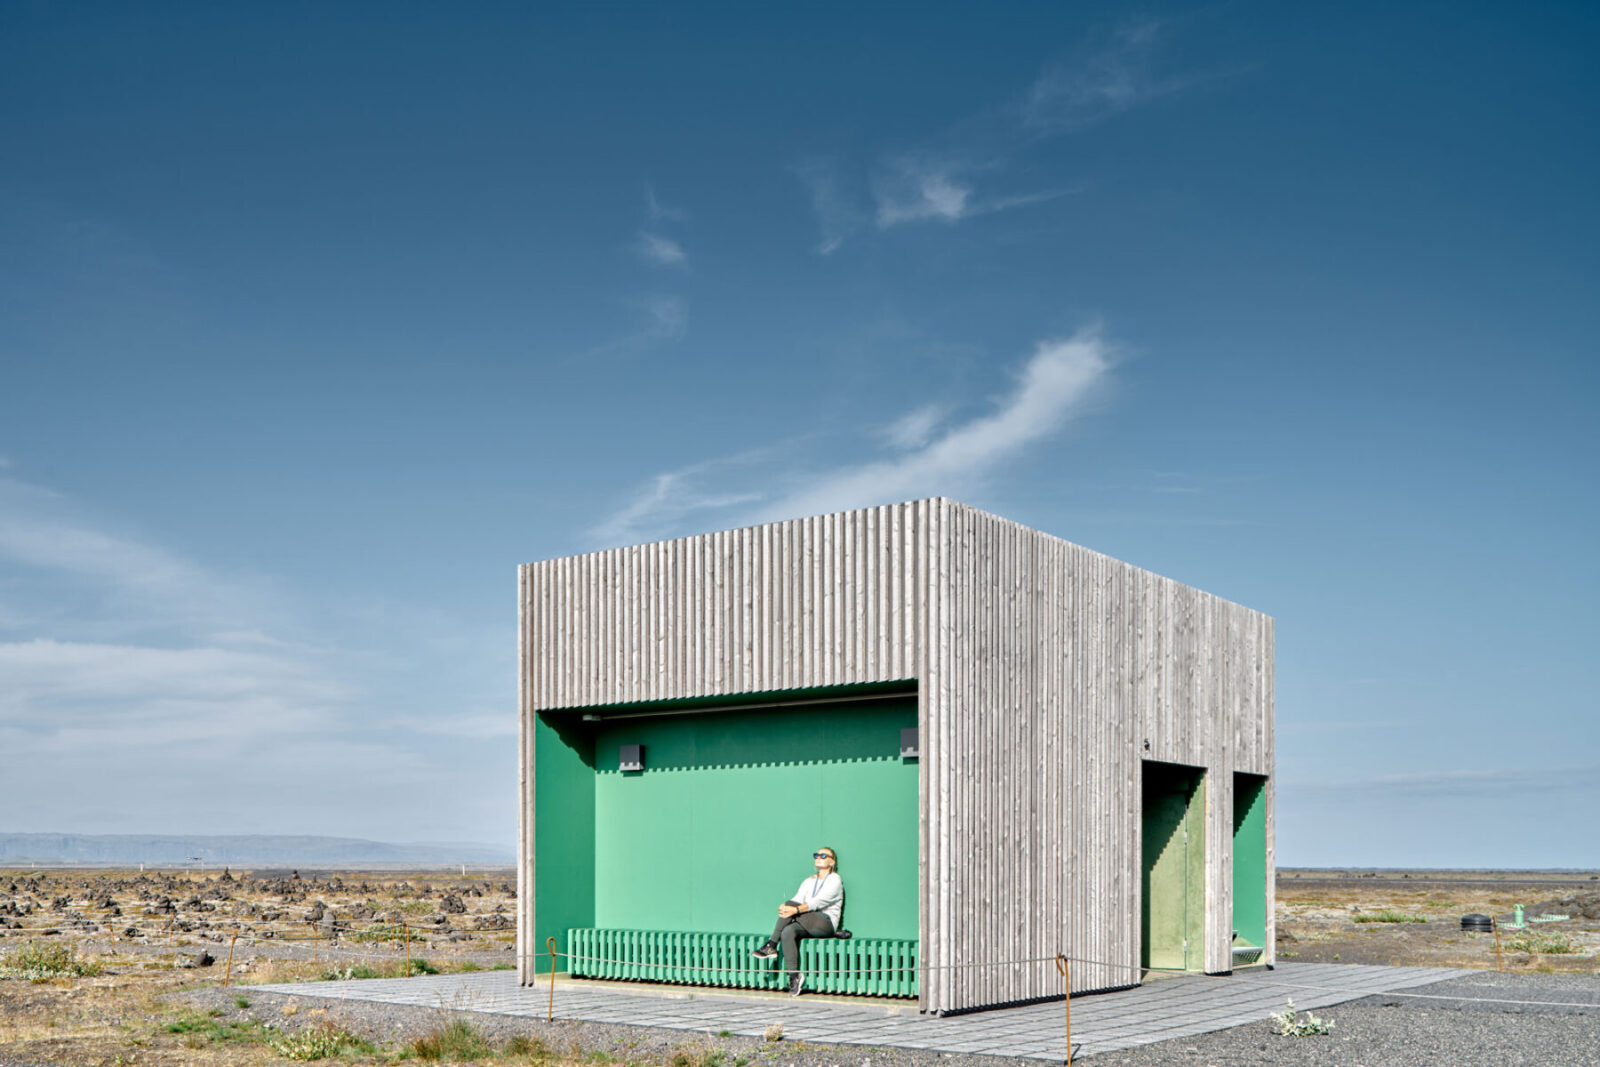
left=751, top=941, right=778, bottom=959
left=788, top=973, right=805, bottom=996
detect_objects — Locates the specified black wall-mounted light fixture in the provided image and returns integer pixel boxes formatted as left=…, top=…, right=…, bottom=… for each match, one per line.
left=620, top=744, right=644, bottom=772
left=900, top=727, right=920, bottom=761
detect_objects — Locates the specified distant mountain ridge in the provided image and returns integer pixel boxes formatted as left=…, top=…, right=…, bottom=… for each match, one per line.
left=0, top=833, right=514, bottom=867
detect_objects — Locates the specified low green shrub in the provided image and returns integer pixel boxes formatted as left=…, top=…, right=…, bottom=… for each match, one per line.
left=1272, top=999, right=1333, bottom=1036
left=668, top=1045, right=727, bottom=1067
left=406, top=1017, right=493, bottom=1060
left=269, top=1021, right=374, bottom=1060
left=314, top=958, right=437, bottom=982
left=347, top=922, right=410, bottom=944
left=504, top=1033, right=550, bottom=1058
left=1505, top=931, right=1581, bottom=954
left=163, top=1010, right=263, bottom=1045
left=0, top=941, right=105, bottom=978
left=1352, top=909, right=1426, bottom=924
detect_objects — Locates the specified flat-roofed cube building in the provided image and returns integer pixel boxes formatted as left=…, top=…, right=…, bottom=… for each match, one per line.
left=518, top=498, right=1273, bottom=1014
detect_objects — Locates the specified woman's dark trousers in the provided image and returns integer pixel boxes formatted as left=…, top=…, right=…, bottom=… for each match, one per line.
left=769, top=913, right=834, bottom=977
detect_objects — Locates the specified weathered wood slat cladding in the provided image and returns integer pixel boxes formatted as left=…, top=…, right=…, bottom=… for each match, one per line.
left=923, top=505, right=1272, bottom=1009
left=518, top=498, right=1273, bottom=1014
left=518, top=502, right=939, bottom=987
left=523, top=501, right=933, bottom=709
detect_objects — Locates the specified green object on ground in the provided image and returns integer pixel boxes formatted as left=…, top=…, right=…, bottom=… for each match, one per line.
left=568, top=927, right=919, bottom=997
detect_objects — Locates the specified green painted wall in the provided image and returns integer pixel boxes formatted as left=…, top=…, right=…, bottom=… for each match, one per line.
left=1141, top=761, right=1205, bottom=972
left=1231, top=773, right=1268, bottom=949
left=533, top=713, right=596, bottom=953
left=589, top=699, right=918, bottom=941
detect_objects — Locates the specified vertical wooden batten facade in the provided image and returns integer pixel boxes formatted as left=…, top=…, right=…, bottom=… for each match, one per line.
left=519, top=498, right=1274, bottom=1014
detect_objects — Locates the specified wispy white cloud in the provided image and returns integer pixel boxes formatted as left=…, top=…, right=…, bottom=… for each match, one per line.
left=590, top=448, right=773, bottom=546
left=795, top=159, right=865, bottom=255
left=646, top=186, right=687, bottom=223
left=0, top=475, right=503, bottom=837
left=574, top=294, right=689, bottom=362
left=637, top=186, right=689, bottom=265
left=871, top=158, right=1078, bottom=231
left=883, top=405, right=944, bottom=451
left=1300, top=765, right=1600, bottom=798
left=0, top=478, right=288, bottom=638
left=636, top=231, right=688, bottom=268
left=805, top=154, right=1075, bottom=248
left=798, top=17, right=1199, bottom=250
left=591, top=326, right=1114, bottom=541
left=873, top=162, right=974, bottom=227
left=0, top=638, right=345, bottom=748
left=643, top=294, right=688, bottom=340
left=585, top=186, right=691, bottom=352
left=391, top=708, right=518, bottom=739
left=1021, top=17, right=1196, bottom=133
left=752, top=327, right=1111, bottom=522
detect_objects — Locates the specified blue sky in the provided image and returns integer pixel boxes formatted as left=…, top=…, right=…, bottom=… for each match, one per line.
left=2, top=3, right=1595, bottom=866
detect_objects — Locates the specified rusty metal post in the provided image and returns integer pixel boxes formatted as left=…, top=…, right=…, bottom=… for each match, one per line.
left=547, top=936, right=558, bottom=1022
left=1055, top=954, right=1072, bottom=1066
left=222, top=931, right=238, bottom=987
left=1493, top=916, right=1503, bottom=972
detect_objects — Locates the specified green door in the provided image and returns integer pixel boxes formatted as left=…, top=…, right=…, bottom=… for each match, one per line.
left=1141, top=761, right=1205, bottom=972
left=1231, top=773, right=1268, bottom=953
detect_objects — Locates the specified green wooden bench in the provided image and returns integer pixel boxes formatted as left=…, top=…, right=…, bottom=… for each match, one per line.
left=566, top=928, right=919, bottom=998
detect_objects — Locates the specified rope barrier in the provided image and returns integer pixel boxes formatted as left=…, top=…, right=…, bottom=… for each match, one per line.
left=1054, top=954, right=1073, bottom=1066
left=547, top=936, right=558, bottom=1022
left=6, top=921, right=1596, bottom=1017
left=522, top=948, right=1600, bottom=1013
left=6, top=899, right=1593, bottom=1017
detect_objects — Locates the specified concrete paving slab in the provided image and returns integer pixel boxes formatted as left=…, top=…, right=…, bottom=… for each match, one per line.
left=250, top=961, right=1475, bottom=1060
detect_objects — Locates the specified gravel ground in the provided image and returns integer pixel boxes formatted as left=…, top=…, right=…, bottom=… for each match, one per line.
left=172, top=984, right=1033, bottom=1067
left=1087, top=972, right=1599, bottom=1066
left=147, top=971, right=1600, bottom=1067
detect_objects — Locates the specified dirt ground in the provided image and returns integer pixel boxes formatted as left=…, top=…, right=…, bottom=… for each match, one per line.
left=2, top=867, right=1597, bottom=1065
left=0, top=866, right=520, bottom=1065
left=1275, top=868, right=1600, bottom=972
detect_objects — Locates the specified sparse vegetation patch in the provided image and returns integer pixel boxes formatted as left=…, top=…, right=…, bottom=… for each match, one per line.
left=1353, top=909, right=1427, bottom=924
left=406, top=1017, right=494, bottom=1060
left=269, top=1020, right=375, bottom=1060
left=1271, top=999, right=1334, bottom=1036
left=0, top=940, right=105, bottom=978
left=1504, top=931, right=1582, bottom=954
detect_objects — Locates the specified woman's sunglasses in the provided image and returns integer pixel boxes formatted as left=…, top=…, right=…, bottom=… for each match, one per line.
left=813, top=852, right=833, bottom=859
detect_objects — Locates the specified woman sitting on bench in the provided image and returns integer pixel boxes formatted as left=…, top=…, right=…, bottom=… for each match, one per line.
left=752, top=846, right=842, bottom=995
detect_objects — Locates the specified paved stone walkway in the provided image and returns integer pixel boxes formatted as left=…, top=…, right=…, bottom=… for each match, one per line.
left=252, top=962, right=1473, bottom=1060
